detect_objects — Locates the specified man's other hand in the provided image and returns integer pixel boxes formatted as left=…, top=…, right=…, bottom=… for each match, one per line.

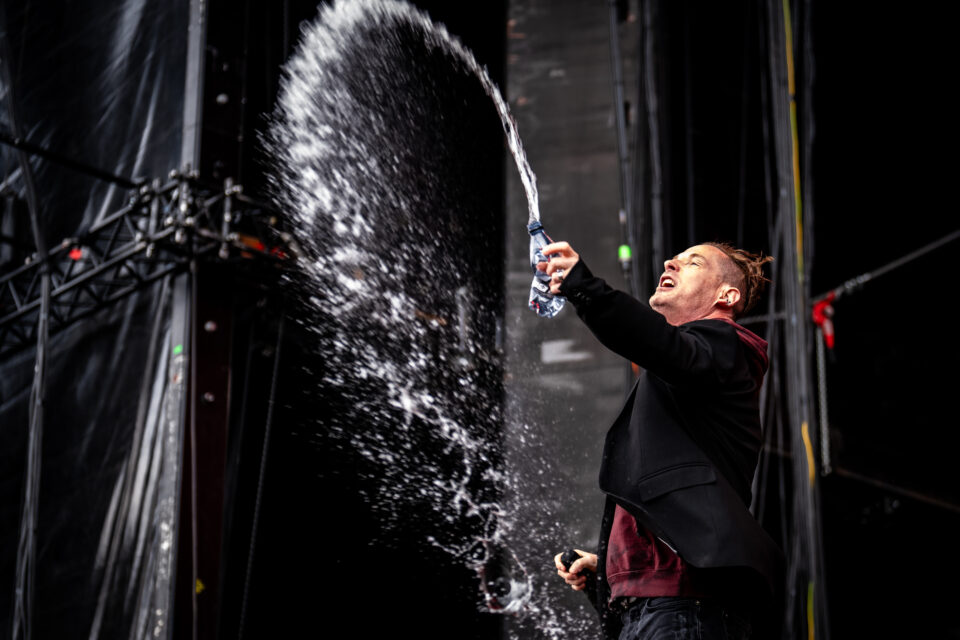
left=536, top=241, right=580, bottom=295
left=553, top=548, right=597, bottom=592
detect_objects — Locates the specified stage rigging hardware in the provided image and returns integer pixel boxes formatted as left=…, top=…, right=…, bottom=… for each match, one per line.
left=808, top=226, right=960, bottom=477
left=0, top=161, right=297, bottom=359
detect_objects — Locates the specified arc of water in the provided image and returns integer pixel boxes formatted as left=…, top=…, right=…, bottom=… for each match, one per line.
left=313, top=0, right=541, bottom=224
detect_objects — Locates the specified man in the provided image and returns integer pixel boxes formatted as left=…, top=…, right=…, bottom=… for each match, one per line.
left=542, top=240, right=783, bottom=640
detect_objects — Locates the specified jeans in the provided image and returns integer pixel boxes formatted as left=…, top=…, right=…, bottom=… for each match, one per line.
left=617, top=597, right=753, bottom=640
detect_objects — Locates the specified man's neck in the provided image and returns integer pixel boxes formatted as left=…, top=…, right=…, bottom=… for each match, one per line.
left=701, top=309, right=737, bottom=323
left=664, top=307, right=736, bottom=327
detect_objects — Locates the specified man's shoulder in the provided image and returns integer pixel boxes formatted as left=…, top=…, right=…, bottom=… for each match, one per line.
left=675, top=319, right=748, bottom=377
left=681, top=318, right=769, bottom=382
left=679, top=318, right=740, bottom=339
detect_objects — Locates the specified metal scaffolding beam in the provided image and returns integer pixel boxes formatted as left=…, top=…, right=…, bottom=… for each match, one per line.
left=0, top=173, right=291, bottom=358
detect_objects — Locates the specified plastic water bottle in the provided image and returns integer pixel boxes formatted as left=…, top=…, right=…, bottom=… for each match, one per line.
left=527, top=221, right=566, bottom=318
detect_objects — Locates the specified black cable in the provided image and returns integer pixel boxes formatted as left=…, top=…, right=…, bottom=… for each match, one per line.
left=607, top=0, right=643, bottom=390
left=735, top=0, right=753, bottom=249
left=237, top=311, right=285, bottom=640
left=0, top=130, right=144, bottom=189
left=607, top=0, right=641, bottom=299
left=85, top=278, right=172, bottom=638
left=239, top=0, right=253, bottom=186
left=800, top=0, right=816, bottom=296
left=641, top=0, right=665, bottom=275
left=188, top=267, right=200, bottom=640
left=756, top=0, right=776, bottom=255
left=682, top=5, right=696, bottom=247
left=2, top=6, right=49, bottom=637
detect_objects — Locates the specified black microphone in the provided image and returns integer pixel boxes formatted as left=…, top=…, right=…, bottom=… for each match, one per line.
left=561, top=548, right=582, bottom=574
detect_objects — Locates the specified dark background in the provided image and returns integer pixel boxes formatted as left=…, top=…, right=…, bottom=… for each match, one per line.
left=245, top=1, right=958, bottom=637
left=626, top=2, right=958, bottom=636
left=2, top=1, right=956, bottom=638
left=630, top=2, right=959, bottom=638
left=129, top=1, right=960, bottom=638
left=221, top=1, right=511, bottom=639
left=808, top=5, right=958, bottom=637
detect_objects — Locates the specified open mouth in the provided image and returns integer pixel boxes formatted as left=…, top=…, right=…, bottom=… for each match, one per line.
left=658, top=275, right=676, bottom=289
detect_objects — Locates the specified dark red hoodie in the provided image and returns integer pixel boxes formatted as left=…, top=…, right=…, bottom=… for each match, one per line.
left=721, top=317, right=769, bottom=388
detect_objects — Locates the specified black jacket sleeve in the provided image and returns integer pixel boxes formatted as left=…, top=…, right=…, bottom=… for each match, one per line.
left=558, top=259, right=739, bottom=388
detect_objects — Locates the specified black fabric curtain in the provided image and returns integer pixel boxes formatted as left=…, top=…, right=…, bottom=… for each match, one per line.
left=1, top=1, right=189, bottom=637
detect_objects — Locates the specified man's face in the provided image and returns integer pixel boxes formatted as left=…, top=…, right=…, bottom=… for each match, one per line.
left=649, top=244, right=731, bottom=326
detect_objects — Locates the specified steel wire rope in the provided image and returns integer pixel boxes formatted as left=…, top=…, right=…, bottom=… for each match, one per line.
left=812, top=228, right=960, bottom=303
left=814, top=327, right=830, bottom=476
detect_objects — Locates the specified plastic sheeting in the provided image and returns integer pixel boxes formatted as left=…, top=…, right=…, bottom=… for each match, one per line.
left=0, top=1, right=189, bottom=637
left=0, top=281, right=185, bottom=639
left=0, top=0, right=188, bottom=242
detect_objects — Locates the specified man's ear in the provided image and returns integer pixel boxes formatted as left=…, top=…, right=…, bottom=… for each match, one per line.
left=718, top=286, right=742, bottom=308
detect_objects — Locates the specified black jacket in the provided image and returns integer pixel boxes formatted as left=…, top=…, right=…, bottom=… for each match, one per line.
left=558, top=260, right=784, bottom=638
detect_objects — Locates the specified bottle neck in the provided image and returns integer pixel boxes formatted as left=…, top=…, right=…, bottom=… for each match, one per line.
left=527, top=221, right=543, bottom=236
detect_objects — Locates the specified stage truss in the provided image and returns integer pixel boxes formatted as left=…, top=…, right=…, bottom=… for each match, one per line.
left=0, top=172, right=293, bottom=358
